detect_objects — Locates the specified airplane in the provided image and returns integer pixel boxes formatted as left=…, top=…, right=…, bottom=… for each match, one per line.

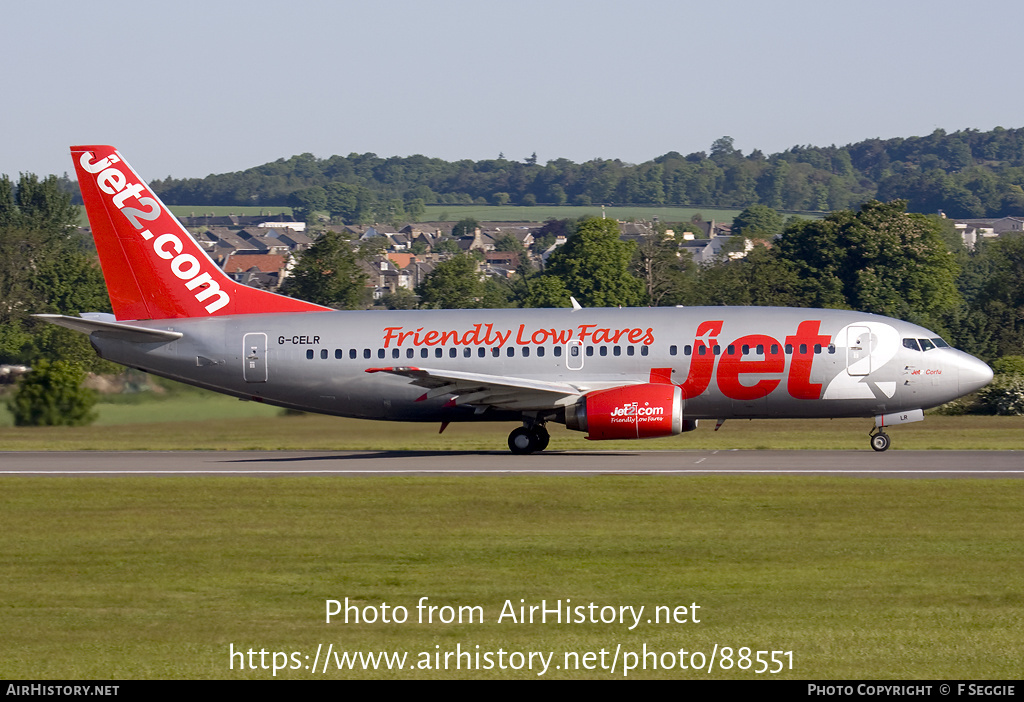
left=38, top=145, right=994, bottom=454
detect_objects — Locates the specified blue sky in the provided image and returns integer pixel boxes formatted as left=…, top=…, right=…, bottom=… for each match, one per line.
left=4, top=0, right=1022, bottom=180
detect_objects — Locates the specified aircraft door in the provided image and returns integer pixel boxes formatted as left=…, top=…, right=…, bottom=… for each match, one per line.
left=243, top=332, right=268, bottom=383
left=846, top=325, right=871, bottom=376
left=566, top=340, right=584, bottom=371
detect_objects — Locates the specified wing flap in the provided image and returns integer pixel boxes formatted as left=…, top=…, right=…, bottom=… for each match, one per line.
left=366, top=366, right=584, bottom=411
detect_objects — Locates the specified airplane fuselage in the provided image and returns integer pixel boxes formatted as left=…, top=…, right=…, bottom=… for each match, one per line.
left=88, top=306, right=989, bottom=424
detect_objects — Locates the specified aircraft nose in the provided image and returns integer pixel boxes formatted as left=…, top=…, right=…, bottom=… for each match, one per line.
left=958, top=352, right=994, bottom=396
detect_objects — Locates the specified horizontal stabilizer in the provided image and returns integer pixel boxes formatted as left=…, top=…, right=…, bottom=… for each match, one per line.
left=35, top=314, right=183, bottom=343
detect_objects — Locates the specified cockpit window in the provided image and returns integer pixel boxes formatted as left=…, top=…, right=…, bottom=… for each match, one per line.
left=903, top=338, right=920, bottom=351
left=931, top=337, right=950, bottom=348
left=919, top=338, right=936, bottom=352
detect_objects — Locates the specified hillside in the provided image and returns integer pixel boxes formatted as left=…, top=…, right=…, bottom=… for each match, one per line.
left=148, top=128, right=1024, bottom=220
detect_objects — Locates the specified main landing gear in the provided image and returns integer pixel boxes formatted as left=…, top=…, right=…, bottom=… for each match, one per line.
left=869, top=427, right=891, bottom=452
left=508, top=424, right=550, bottom=454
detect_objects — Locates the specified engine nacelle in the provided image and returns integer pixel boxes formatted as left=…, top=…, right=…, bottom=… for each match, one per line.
left=564, top=383, right=684, bottom=440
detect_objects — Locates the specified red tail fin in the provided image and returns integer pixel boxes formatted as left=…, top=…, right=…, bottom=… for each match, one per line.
left=71, top=145, right=331, bottom=320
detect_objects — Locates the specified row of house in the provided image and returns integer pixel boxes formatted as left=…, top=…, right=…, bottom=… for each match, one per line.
left=159, top=215, right=744, bottom=301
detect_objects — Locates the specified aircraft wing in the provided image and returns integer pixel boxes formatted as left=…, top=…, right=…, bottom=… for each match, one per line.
left=365, top=366, right=591, bottom=411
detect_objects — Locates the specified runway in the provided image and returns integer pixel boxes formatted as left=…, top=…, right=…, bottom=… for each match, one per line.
left=0, top=450, right=1020, bottom=477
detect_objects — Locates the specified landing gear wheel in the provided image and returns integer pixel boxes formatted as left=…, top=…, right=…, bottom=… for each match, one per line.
left=508, top=426, right=549, bottom=454
left=532, top=426, right=550, bottom=452
left=870, top=431, right=890, bottom=452
left=508, top=428, right=536, bottom=454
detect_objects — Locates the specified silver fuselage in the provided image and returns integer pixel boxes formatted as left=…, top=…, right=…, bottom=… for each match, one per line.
left=87, top=306, right=992, bottom=424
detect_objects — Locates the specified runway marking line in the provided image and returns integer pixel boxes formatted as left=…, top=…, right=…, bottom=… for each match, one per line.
left=3, top=469, right=1024, bottom=475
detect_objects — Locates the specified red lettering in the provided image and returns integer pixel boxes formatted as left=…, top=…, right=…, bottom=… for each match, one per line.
left=785, top=321, right=831, bottom=400
left=678, top=320, right=722, bottom=399
left=716, top=334, right=784, bottom=400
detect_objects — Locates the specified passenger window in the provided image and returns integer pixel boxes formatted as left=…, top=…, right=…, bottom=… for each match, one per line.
left=321, top=349, right=328, bottom=360
left=771, top=344, right=779, bottom=354
left=538, top=346, right=546, bottom=357
left=363, top=349, right=371, bottom=359
left=463, top=347, right=471, bottom=358
left=570, top=346, right=580, bottom=357
left=740, top=344, right=748, bottom=355
left=335, top=349, right=343, bottom=359
left=641, top=346, right=649, bottom=357
left=507, top=347, right=515, bottom=357
left=554, top=346, right=562, bottom=357
left=728, top=345, right=736, bottom=355
left=713, top=345, right=721, bottom=355
left=392, top=348, right=400, bottom=359
left=586, top=346, right=594, bottom=357
left=478, top=347, right=486, bottom=358
left=627, top=346, right=635, bottom=356
left=350, top=349, right=357, bottom=359
left=306, top=349, right=314, bottom=360
left=435, top=348, right=443, bottom=358
left=449, top=348, right=458, bottom=358
left=492, top=347, right=500, bottom=358
left=599, top=346, right=607, bottom=357
left=406, top=348, right=414, bottom=359
left=785, top=344, right=793, bottom=354
left=684, top=345, right=692, bottom=356
left=523, top=347, right=530, bottom=357
left=615, top=346, right=622, bottom=356
left=813, top=344, right=821, bottom=354
left=420, top=348, right=428, bottom=359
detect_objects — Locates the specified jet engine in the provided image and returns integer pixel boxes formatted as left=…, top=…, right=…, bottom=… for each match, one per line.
left=564, top=383, right=688, bottom=440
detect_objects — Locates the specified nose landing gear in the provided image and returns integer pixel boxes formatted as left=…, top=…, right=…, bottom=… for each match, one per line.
left=869, top=427, right=890, bottom=452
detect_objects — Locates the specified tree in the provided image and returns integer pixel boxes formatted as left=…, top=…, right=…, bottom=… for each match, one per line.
left=732, top=204, right=784, bottom=239
left=538, top=217, right=644, bottom=308
left=0, top=174, right=112, bottom=368
left=451, top=218, right=480, bottom=239
left=289, top=186, right=327, bottom=222
left=416, top=254, right=509, bottom=309
left=279, top=231, right=368, bottom=309
left=686, top=246, right=808, bottom=308
left=519, top=274, right=572, bottom=308
left=947, top=235, right=1024, bottom=359
left=7, top=359, right=97, bottom=426
left=632, top=231, right=696, bottom=306
left=774, top=200, right=960, bottom=328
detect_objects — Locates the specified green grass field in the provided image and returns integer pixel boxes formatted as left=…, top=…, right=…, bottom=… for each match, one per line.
left=159, top=203, right=755, bottom=225
left=1, top=476, right=1021, bottom=679
left=0, top=390, right=1021, bottom=450
left=2, top=393, right=1022, bottom=679
left=420, top=204, right=750, bottom=224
